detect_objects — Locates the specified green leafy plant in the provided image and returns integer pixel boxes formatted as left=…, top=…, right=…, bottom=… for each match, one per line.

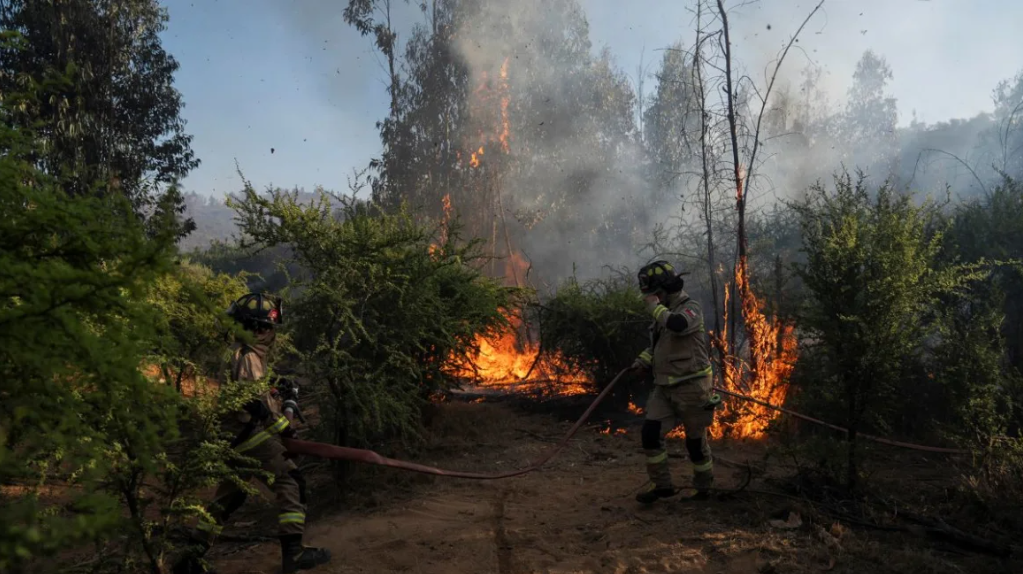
left=228, top=184, right=518, bottom=459
left=790, top=170, right=986, bottom=490
left=532, top=273, right=648, bottom=401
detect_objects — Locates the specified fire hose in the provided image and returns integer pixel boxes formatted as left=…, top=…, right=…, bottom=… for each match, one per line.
left=280, top=369, right=969, bottom=478
left=282, top=368, right=630, bottom=479
left=711, top=387, right=970, bottom=454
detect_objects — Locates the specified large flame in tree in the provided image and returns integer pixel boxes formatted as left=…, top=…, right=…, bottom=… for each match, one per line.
left=708, top=166, right=796, bottom=439
left=656, top=167, right=796, bottom=441
left=707, top=261, right=797, bottom=439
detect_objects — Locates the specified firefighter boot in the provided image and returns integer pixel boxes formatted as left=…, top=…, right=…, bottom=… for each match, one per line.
left=693, top=466, right=714, bottom=498
left=636, top=450, right=675, bottom=504
left=686, top=437, right=714, bottom=497
left=281, top=534, right=332, bottom=573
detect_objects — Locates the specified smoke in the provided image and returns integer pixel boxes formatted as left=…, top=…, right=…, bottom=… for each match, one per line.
left=269, top=0, right=1022, bottom=287
left=450, top=0, right=662, bottom=284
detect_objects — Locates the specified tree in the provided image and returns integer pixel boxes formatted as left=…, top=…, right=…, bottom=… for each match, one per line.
left=0, top=79, right=176, bottom=569
left=986, top=70, right=1023, bottom=180
left=945, top=177, right=1023, bottom=372
left=0, top=0, right=199, bottom=224
left=841, top=50, right=898, bottom=176
left=0, top=63, right=259, bottom=574
left=343, top=0, right=409, bottom=203
left=643, top=40, right=700, bottom=200
left=791, top=171, right=981, bottom=490
left=349, top=0, right=647, bottom=283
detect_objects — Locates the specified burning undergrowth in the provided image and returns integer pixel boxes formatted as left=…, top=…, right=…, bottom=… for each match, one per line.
left=438, top=249, right=593, bottom=399
left=439, top=254, right=798, bottom=443
left=416, top=0, right=798, bottom=435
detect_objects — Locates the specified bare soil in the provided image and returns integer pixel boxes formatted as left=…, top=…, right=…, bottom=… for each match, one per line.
left=206, top=399, right=1020, bottom=574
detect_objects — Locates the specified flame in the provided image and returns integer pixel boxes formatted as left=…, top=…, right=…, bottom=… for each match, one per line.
left=428, top=193, right=454, bottom=258
left=707, top=165, right=797, bottom=440
left=469, top=145, right=484, bottom=168
left=627, top=401, right=643, bottom=416
left=449, top=249, right=590, bottom=397
left=499, top=57, right=510, bottom=153
left=450, top=58, right=585, bottom=396
left=598, top=421, right=627, bottom=435
left=450, top=307, right=590, bottom=397
left=710, top=255, right=796, bottom=439
left=665, top=166, right=796, bottom=441
left=464, top=57, right=511, bottom=167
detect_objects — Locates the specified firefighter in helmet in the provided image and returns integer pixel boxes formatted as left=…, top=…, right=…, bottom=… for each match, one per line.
left=631, top=261, right=720, bottom=503
left=173, top=293, right=331, bottom=574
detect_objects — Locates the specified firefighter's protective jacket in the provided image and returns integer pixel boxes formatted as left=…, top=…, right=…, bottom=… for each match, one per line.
left=224, top=335, right=290, bottom=454
left=635, top=289, right=712, bottom=386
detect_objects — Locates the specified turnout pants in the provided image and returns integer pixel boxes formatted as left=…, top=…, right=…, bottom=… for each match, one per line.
left=195, top=431, right=307, bottom=541
left=642, top=375, right=715, bottom=489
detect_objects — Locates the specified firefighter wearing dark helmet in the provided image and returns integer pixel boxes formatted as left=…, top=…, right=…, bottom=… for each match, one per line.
left=173, top=293, right=331, bottom=574
left=632, top=261, right=720, bottom=504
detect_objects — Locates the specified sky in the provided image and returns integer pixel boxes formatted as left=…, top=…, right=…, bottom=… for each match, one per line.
left=159, top=0, right=1023, bottom=198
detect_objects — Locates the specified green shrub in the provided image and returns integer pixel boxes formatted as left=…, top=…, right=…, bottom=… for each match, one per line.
left=790, top=170, right=986, bottom=490
left=146, top=261, right=250, bottom=392
left=0, top=85, right=263, bottom=571
left=228, top=184, right=518, bottom=455
left=532, top=273, right=648, bottom=401
left=0, top=94, right=175, bottom=570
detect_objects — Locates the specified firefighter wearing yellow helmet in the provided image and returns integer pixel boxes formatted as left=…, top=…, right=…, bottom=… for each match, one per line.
left=632, top=261, right=720, bottom=503
left=173, top=293, right=332, bottom=574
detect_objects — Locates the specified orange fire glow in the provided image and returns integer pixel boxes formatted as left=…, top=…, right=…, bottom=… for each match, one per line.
left=464, top=57, right=512, bottom=168
left=451, top=308, right=589, bottom=397
left=708, top=165, right=797, bottom=440
left=708, top=256, right=796, bottom=439
left=446, top=57, right=586, bottom=398
left=499, top=57, right=510, bottom=153
left=469, top=145, right=484, bottom=168
left=447, top=248, right=590, bottom=397
left=429, top=193, right=454, bottom=259
left=599, top=423, right=628, bottom=436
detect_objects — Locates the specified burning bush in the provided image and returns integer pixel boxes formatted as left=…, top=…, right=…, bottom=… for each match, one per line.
left=531, top=274, right=648, bottom=401
left=229, top=185, right=518, bottom=456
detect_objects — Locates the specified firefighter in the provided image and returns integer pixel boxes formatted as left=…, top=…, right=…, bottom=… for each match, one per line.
left=173, top=293, right=331, bottom=574
left=631, top=261, right=720, bottom=504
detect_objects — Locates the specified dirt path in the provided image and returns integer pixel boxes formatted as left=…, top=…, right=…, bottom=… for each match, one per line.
left=208, top=401, right=1011, bottom=574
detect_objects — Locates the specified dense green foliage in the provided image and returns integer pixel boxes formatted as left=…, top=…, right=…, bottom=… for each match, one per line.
left=0, top=93, right=257, bottom=573
left=147, top=261, right=250, bottom=392
left=944, top=178, right=1023, bottom=373
left=0, top=51, right=259, bottom=573
left=0, top=96, right=172, bottom=571
left=0, top=0, right=198, bottom=221
left=532, top=274, right=648, bottom=400
left=789, top=171, right=991, bottom=489
left=229, top=184, right=518, bottom=451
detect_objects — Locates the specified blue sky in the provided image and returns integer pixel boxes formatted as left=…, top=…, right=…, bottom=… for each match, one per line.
left=160, top=0, right=1022, bottom=198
